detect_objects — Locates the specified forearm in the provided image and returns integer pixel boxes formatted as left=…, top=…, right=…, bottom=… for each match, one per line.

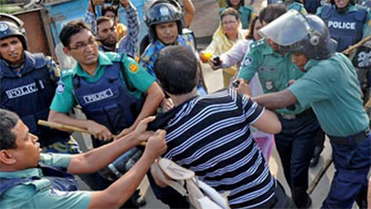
left=254, top=90, right=296, bottom=110
left=182, top=0, right=195, bottom=27
left=68, top=132, right=137, bottom=174
left=118, top=2, right=139, bottom=56
left=48, top=110, right=93, bottom=131
left=88, top=153, right=154, bottom=209
left=131, top=86, right=164, bottom=129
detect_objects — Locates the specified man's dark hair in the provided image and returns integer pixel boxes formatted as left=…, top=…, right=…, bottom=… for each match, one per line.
left=96, top=16, right=113, bottom=29
left=259, top=4, right=287, bottom=24
left=0, top=109, right=19, bottom=150
left=59, top=21, right=91, bottom=47
left=154, top=46, right=197, bottom=95
left=101, top=5, right=118, bottom=17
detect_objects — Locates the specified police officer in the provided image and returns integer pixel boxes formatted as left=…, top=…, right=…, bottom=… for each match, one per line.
left=237, top=5, right=317, bottom=208
left=48, top=21, right=164, bottom=208
left=312, top=0, right=371, bottom=166
left=0, top=19, right=80, bottom=154
left=140, top=0, right=207, bottom=95
left=317, top=0, right=371, bottom=52
left=241, top=10, right=370, bottom=208
left=0, top=109, right=167, bottom=209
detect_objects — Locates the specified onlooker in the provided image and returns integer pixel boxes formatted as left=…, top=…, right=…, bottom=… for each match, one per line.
left=204, top=8, right=248, bottom=88
left=219, top=0, right=255, bottom=29
left=0, top=109, right=167, bottom=209
left=85, top=0, right=139, bottom=57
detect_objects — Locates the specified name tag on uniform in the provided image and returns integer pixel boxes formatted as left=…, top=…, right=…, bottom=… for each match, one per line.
left=83, top=89, right=114, bottom=104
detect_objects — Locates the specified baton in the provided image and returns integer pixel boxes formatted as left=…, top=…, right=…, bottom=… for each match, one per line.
left=307, top=155, right=333, bottom=195
left=342, top=35, right=371, bottom=55
left=38, top=120, right=146, bottom=146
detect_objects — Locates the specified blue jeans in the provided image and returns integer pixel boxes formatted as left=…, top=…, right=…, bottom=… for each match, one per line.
left=322, top=134, right=371, bottom=209
left=275, top=110, right=319, bottom=206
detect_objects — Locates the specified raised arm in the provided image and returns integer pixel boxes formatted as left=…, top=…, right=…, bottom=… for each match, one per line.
left=182, top=0, right=195, bottom=28
left=117, top=0, right=140, bottom=57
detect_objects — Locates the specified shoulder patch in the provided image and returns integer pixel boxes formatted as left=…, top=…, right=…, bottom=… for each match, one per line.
left=56, top=81, right=65, bottom=94
left=129, top=63, right=139, bottom=73
left=243, top=56, right=253, bottom=68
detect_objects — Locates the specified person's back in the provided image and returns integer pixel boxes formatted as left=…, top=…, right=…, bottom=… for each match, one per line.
left=149, top=45, right=297, bottom=208
left=151, top=89, right=276, bottom=208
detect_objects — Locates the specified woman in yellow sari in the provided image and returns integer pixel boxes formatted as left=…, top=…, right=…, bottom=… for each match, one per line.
left=204, top=8, right=248, bottom=87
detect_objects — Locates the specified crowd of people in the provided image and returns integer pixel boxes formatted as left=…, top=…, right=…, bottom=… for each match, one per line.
left=0, top=0, right=370, bottom=208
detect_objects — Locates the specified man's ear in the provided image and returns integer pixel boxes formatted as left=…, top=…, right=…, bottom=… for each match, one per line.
left=0, top=150, right=16, bottom=165
left=63, top=46, right=71, bottom=56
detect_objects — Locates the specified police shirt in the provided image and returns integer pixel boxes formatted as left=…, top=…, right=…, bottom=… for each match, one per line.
left=289, top=53, right=369, bottom=137
left=287, top=1, right=308, bottom=14
left=51, top=52, right=155, bottom=113
left=238, top=39, right=308, bottom=114
left=0, top=154, right=91, bottom=209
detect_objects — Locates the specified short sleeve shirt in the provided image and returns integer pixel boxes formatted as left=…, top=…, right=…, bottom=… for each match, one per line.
left=0, top=153, right=92, bottom=209
left=289, top=53, right=369, bottom=136
left=51, top=52, right=155, bottom=113
left=238, top=39, right=308, bottom=114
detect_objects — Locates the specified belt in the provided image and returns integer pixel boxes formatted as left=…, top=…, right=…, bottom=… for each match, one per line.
left=278, top=109, right=313, bottom=120
left=329, top=128, right=370, bottom=146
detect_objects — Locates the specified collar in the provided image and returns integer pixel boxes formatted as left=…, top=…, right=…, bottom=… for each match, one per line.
left=73, top=51, right=113, bottom=78
left=0, top=167, right=42, bottom=179
left=304, top=59, right=320, bottom=71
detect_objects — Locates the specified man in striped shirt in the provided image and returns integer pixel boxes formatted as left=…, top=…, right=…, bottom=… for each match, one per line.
left=149, top=45, right=294, bottom=208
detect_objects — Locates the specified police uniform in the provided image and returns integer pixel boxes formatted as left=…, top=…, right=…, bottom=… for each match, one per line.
left=219, top=5, right=254, bottom=29
left=287, top=1, right=308, bottom=14
left=289, top=53, right=371, bottom=209
left=0, top=51, right=80, bottom=154
left=317, top=3, right=371, bottom=52
left=0, top=153, right=91, bottom=209
left=140, top=33, right=196, bottom=78
left=140, top=33, right=206, bottom=95
left=51, top=51, right=155, bottom=138
left=238, top=38, right=319, bottom=207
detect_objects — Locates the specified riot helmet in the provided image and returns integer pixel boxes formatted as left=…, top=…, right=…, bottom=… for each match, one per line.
left=259, top=10, right=337, bottom=60
left=0, top=21, right=27, bottom=50
left=145, top=0, right=183, bottom=41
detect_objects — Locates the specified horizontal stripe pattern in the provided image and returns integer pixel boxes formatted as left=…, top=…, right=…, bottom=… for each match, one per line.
left=163, top=90, right=275, bottom=208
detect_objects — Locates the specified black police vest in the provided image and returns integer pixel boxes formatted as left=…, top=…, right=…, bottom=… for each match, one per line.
left=0, top=52, right=70, bottom=147
left=0, top=164, right=78, bottom=196
left=73, top=57, right=143, bottom=135
left=320, top=5, right=367, bottom=52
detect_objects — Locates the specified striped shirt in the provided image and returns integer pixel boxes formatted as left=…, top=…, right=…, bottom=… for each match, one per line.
left=152, top=90, right=275, bottom=208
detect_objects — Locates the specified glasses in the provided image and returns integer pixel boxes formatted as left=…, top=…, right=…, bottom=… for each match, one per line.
left=221, top=20, right=237, bottom=26
left=69, top=39, right=97, bottom=51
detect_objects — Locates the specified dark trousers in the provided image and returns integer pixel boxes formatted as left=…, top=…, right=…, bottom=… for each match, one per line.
left=275, top=111, right=319, bottom=207
left=322, top=134, right=371, bottom=209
